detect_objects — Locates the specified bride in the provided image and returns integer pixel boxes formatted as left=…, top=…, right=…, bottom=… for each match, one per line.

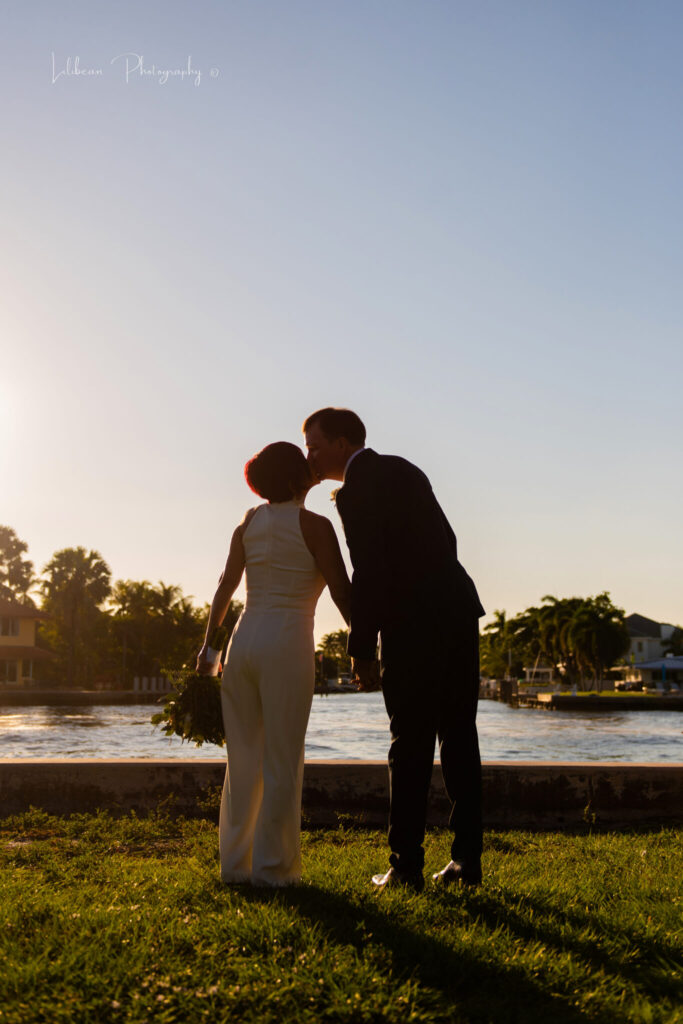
left=197, top=441, right=351, bottom=886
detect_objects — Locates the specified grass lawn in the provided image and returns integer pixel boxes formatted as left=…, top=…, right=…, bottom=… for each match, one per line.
left=1, top=811, right=681, bottom=1023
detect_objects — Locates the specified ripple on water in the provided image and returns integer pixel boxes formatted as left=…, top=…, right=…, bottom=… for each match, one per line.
left=1, top=695, right=682, bottom=760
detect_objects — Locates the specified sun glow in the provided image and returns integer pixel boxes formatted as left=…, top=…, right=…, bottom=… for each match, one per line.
left=0, top=381, right=20, bottom=476
left=0, top=384, right=12, bottom=435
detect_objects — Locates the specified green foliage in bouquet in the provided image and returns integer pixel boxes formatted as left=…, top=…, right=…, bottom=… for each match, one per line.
left=152, top=670, right=225, bottom=748
left=152, top=621, right=235, bottom=747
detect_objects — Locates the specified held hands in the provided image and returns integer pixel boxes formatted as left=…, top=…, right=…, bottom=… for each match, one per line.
left=352, top=658, right=381, bottom=693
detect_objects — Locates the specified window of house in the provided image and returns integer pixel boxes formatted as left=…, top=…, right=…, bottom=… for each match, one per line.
left=637, top=641, right=643, bottom=652
left=0, top=660, right=18, bottom=683
left=22, top=659, right=33, bottom=679
left=0, top=617, right=20, bottom=637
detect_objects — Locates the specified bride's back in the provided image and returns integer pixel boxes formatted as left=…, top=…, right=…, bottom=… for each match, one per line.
left=242, top=501, right=324, bottom=618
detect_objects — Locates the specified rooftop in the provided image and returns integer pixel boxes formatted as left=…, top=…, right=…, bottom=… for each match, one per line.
left=625, top=613, right=675, bottom=639
left=0, top=598, right=47, bottom=620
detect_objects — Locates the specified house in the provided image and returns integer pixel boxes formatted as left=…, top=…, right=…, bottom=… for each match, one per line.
left=629, top=656, right=683, bottom=691
left=522, top=663, right=554, bottom=686
left=625, top=613, right=677, bottom=663
left=0, top=598, right=52, bottom=686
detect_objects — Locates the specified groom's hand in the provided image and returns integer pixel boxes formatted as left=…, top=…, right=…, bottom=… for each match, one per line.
left=352, top=658, right=381, bottom=692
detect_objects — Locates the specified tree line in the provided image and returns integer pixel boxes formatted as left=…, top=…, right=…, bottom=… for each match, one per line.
left=315, top=629, right=352, bottom=682
left=480, top=593, right=638, bottom=688
left=2, top=523, right=344, bottom=689
left=317, top=596, right=651, bottom=690
left=5, top=525, right=680, bottom=691
left=0, top=526, right=242, bottom=688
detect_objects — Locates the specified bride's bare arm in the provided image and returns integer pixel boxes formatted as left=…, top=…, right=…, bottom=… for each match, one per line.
left=300, top=511, right=351, bottom=624
left=196, top=516, right=250, bottom=670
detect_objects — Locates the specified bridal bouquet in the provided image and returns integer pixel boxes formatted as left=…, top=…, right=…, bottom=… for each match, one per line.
left=152, top=627, right=230, bottom=747
left=152, top=670, right=225, bottom=748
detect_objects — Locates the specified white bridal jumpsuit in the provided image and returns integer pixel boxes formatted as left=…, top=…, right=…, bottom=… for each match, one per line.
left=219, top=500, right=324, bottom=886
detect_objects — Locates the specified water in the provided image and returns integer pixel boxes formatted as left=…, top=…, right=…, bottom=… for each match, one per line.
left=1, top=695, right=682, bottom=761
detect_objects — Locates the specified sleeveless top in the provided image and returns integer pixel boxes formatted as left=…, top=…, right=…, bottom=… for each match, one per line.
left=241, top=501, right=324, bottom=620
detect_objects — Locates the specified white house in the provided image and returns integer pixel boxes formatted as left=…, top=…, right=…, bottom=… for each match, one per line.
left=624, top=613, right=677, bottom=663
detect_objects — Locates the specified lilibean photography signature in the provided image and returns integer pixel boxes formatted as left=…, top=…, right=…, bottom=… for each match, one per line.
left=51, top=52, right=220, bottom=86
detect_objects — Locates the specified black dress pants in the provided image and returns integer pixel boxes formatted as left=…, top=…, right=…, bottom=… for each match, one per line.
left=379, top=610, right=482, bottom=873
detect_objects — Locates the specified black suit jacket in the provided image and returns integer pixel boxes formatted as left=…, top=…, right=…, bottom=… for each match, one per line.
left=335, top=449, right=485, bottom=660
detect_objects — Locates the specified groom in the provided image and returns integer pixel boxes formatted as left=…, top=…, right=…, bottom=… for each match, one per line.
left=304, top=407, right=485, bottom=891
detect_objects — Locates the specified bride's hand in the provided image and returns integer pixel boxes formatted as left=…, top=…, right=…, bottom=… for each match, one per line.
left=196, top=647, right=211, bottom=675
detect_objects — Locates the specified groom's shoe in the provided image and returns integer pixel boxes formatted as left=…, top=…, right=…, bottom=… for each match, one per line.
left=372, top=866, right=424, bottom=893
left=432, top=860, right=482, bottom=888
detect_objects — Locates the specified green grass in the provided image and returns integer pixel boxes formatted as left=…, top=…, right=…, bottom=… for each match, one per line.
left=1, top=811, right=681, bottom=1023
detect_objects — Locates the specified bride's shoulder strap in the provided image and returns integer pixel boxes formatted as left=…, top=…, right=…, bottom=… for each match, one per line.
left=239, top=505, right=262, bottom=536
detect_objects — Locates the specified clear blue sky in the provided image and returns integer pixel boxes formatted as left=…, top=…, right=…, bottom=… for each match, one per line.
left=3, top=0, right=682, bottom=639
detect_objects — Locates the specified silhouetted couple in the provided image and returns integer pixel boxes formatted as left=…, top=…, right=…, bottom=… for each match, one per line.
left=198, top=408, right=484, bottom=891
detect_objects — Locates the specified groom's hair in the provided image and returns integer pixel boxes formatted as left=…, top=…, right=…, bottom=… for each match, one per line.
left=302, top=407, right=366, bottom=446
left=245, top=442, right=312, bottom=503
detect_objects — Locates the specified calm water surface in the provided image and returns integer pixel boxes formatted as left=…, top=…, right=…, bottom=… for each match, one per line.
left=1, top=695, right=682, bottom=761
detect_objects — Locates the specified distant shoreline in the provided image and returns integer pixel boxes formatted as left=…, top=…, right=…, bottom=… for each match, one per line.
left=2, top=689, right=683, bottom=710
left=515, top=692, right=683, bottom=712
left=0, top=687, right=355, bottom=707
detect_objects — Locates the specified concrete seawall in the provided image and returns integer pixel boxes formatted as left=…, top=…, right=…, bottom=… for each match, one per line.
left=1, top=760, right=682, bottom=829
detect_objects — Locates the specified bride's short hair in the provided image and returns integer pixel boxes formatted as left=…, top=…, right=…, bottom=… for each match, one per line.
left=244, top=442, right=312, bottom=503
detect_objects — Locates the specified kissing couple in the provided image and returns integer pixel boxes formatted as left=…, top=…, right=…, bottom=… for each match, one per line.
left=197, top=407, right=485, bottom=892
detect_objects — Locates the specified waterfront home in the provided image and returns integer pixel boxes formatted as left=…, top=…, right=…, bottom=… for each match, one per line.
left=0, top=598, right=51, bottom=686
left=625, top=613, right=678, bottom=662
left=625, top=655, right=683, bottom=692
left=522, top=663, right=554, bottom=686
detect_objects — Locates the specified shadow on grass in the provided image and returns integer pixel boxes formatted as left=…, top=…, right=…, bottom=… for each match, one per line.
left=238, top=883, right=612, bottom=1024
left=471, top=887, right=682, bottom=1003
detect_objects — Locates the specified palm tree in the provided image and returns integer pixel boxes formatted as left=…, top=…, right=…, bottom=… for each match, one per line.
left=480, top=610, right=516, bottom=678
left=40, top=548, right=111, bottom=686
left=317, top=630, right=352, bottom=676
left=566, top=594, right=629, bottom=689
left=0, top=525, right=36, bottom=604
left=509, top=605, right=546, bottom=678
left=153, top=582, right=183, bottom=617
left=109, top=579, right=242, bottom=682
left=109, top=579, right=157, bottom=683
left=537, top=595, right=586, bottom=685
